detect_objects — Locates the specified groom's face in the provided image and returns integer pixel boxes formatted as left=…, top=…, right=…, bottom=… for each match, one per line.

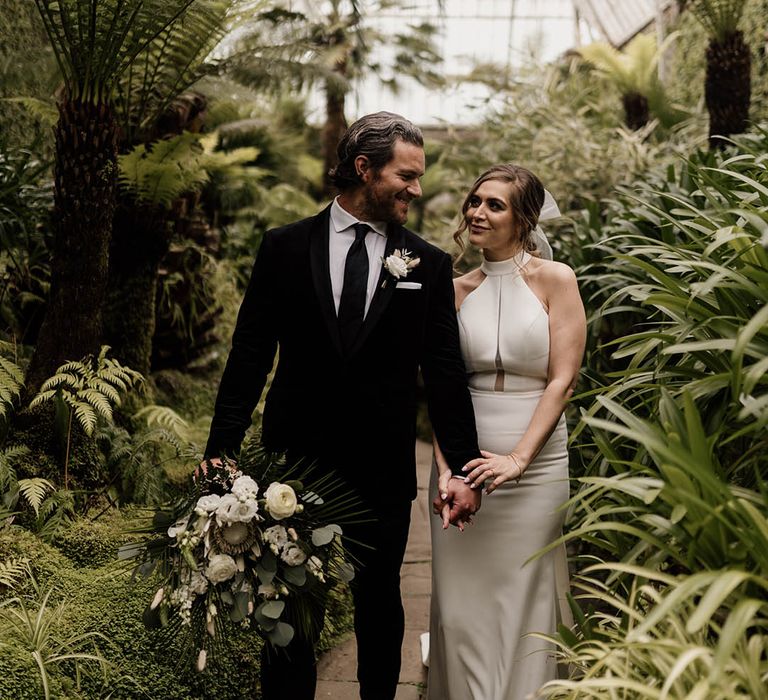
left=362, top=140, right=425, bottom=225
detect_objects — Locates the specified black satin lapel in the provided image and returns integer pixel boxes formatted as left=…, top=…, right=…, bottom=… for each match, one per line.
left=349, top=224, right=406, bottom=356
left=309, top=208, right=342, bottom=355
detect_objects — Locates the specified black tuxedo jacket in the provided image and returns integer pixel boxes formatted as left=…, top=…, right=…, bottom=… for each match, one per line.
left=205, top=205, right=480, bottom=504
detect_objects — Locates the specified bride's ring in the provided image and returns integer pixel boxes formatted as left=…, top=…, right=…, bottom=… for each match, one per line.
left=488, top=469, right=495, bottom=478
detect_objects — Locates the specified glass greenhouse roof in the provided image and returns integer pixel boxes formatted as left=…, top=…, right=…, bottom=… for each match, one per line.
left=298, top=0, right=672, bottom=126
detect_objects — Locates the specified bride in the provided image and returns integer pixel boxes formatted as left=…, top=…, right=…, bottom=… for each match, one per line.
left=428, top=164, right=586, bottom=700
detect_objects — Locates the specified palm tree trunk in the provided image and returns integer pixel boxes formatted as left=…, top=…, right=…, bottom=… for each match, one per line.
left=705, top=30, right=751, bottom=147
left=25, top=98, right=118, bottom=395
left=103, top=199, right=171, bottom=377
left=622, top=92, right=650, bottom=130
left=103, top=91, right=208, bottom=376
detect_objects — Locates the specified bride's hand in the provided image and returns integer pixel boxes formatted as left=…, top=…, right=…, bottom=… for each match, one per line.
left=462, top=450, right=526, bottom=494
left=433, top=470, right=453, bottom=530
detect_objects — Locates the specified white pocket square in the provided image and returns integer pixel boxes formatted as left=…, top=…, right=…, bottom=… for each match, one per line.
left=395, top=281, right=422, bottom=289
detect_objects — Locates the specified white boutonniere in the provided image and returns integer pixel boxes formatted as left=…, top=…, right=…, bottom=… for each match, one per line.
left=381, top=249, right=420, bottom=287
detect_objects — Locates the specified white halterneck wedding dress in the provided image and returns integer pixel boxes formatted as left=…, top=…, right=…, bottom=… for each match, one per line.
left=428, top=251, right=571, bottom=700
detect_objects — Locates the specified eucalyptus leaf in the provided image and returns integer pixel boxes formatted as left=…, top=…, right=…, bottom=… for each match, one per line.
left=233, top=591, right=251, bottom=621
left=261, top=600, right=285, bottom=619
left=266, top=621, right=295, bottom=647
left=256, top=564, right=276, bottom=584
left=261, top=549, right=278, bottom=571
left=311, top=526, right=335, bottom=546
left=253, top=607, right=278, bottom=631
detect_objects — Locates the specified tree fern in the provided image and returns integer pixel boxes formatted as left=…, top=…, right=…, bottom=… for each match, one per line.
left=34, top=0, right=198, bottom=103
left=115, top=0, right=235, bottom=144
left=687, top=0, right=749, bottom=41
left=579, top=33, right=684, bottom=128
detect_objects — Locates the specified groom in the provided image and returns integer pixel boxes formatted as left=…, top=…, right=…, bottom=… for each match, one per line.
left=204, top=111, right=481, bottom=699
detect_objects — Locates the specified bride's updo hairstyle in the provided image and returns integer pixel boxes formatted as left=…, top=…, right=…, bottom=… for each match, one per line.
left=453, top=164, right=545, bottom=260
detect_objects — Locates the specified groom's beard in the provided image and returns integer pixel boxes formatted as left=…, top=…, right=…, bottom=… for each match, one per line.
left=363, top=183, right=413, bottom=225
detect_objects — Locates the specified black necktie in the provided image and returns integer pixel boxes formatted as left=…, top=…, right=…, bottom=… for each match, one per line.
left=338, top=223, right=371, bottom=353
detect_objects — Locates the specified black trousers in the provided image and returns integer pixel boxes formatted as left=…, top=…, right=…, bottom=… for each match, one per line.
left=260, top=501, right=412, bottom=700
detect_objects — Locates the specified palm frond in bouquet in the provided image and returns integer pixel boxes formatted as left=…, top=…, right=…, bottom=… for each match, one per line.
left=119, top=438, right=368, bottom=671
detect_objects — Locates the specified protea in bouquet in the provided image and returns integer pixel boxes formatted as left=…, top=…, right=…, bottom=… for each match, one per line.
left=122, top=443, right=362, bottom=671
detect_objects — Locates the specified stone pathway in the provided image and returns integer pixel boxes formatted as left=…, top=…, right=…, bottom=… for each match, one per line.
left=315, top=440, right=433, bottom=699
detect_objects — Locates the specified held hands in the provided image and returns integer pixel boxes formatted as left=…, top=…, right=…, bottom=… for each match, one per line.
left=462, top=450, right=526, bottom=495
left=432, top=469, right=482, bottom=532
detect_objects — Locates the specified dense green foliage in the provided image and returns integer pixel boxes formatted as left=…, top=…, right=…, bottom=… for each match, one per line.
left=540, top=126, right=768, bottom=698
left=2, top=0, right=768, bottom=696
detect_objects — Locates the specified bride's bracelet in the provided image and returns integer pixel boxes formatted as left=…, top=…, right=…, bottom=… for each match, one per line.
left=506, top=452, right=524, bottom=484
left=450, top=473, right=467, bottom=481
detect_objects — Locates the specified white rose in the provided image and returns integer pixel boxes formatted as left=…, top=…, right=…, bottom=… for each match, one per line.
left=194, top=494, right=221, bottom=516
left=216, top=494, right=258, bottom=525
left=384, top=254, right=408, bottom=278
left=231, top=499, right=259, bottom=522
left=205, top=553, right=238, bottom=583
left=281, top=543, right=307, bottom=566
left=167, top=515, right=189, bottom=540
left=264, top=525, right=288, bottom=549
left=264, top=482, right=298, bottom=520
left=214, top=494, right=239, bottom=525
left=231, top=475, right=259, bottom=501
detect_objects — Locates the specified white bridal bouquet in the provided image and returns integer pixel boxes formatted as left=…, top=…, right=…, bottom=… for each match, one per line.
left=122, top=447, right=359, bottom=671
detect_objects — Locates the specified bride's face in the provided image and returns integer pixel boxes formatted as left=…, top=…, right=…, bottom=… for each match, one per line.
left=465, top=180, right=520, bottom=260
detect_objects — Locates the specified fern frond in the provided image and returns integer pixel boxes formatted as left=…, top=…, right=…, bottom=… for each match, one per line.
left=0, top=559, right=29, bottom=590
left=0, top=356, right=24, bottom=419
left=37, top=371, right=84, bottom=393
left=0, top=445, right=30, bottom=492
left=17, top=478, right=55, bottom=516
left=72, top=401, right=98, bottom=436
left=116, top=0, right=233, bottom=142
left=134, top=405, right=189, bottom=432
left=88, top=378, right=121, bottom=405
left=29, top=389, right=57, bottom=407
left=31, top=347, right=144, bottom=431
left=36, top=488, right=74, bottom=523
left=118, top=132, right=211, bottom=207
left=80, top=389, right=115, bottom=422
left=0, top=356, right=24, bottom=385
left=579, top=42, right=633, bottom=91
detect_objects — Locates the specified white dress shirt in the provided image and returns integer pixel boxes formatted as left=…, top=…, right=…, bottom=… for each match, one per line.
left=329, top=197, right=388, bottom=317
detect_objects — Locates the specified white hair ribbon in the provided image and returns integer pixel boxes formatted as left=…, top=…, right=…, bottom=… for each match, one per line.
left=531, top=189, right=560, bottom=260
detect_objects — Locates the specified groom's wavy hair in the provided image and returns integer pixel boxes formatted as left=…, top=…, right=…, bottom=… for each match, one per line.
left=329, top=112, right=423, bottom=191
left=453, top=164, right=546, bottom=263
